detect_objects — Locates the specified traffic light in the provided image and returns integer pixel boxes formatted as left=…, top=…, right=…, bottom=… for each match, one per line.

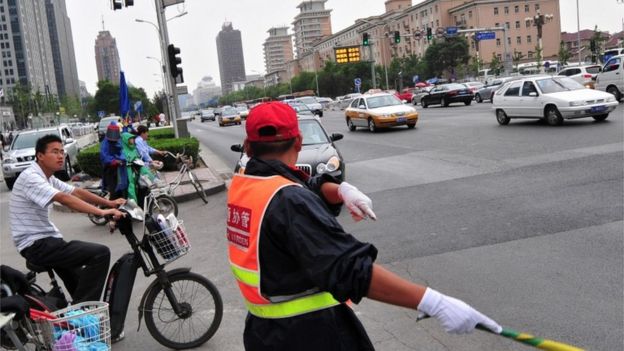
left=394, top=31, right=401, bottom=44
left=125, top=0, right=134, bottom=6
left=362, top=33, right=370, bottom=46
left=426, top=27, right=433, bottom=41
left=112, top=0, right=122, bottom=10
left=167, top=44, right=183, bottom=83
left=590, top=39, right=596, bottom=53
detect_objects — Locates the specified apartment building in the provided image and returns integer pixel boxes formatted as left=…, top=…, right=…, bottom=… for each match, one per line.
left=293, top=0, right=332, bottom=57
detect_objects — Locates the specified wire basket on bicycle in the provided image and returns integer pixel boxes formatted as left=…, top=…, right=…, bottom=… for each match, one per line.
left=32, top=301, right=110, bottom=351
left=143, top=214, right=191, bottom=269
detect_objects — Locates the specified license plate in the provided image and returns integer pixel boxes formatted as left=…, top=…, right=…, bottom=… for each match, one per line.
left=590, top=105, right=607, bottom=113
left=397, top=117, right=406, bottom=123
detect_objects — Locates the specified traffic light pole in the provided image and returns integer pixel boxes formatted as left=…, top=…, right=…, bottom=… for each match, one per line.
left=155, top=0, right=180, bottom=138
left=368, top=44, right=376, bottom=89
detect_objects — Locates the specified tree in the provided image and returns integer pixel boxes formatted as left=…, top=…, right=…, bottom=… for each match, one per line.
left=93, top=80, right=119, bottom=116
left=590, top=25, right=607, bottom=63
left=534, top=45, right=543, bottom=71
left=512, top=49, right=526, bottom=72
left=557, top=40, right=571, bottom=67
left=423, top=37, right=470, bottom=79
left=489, top=52, right=503, bottom=76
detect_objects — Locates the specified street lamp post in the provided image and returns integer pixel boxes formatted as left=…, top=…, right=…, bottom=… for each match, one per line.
left=525, top=10, right=554, bottom=73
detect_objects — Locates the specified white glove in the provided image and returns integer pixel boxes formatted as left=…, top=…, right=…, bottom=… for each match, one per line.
left=337, top=182, right=377, bottom=221
left=417, top=288, right=502, bottom=335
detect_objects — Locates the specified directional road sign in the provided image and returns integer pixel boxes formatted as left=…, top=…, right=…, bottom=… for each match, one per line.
left=446, top=26, right=458, bottom=36
left=544, top=61, right=550, bottom=69
left=354, top=78, right=362, bottom=87
left=475, top=31, right=496, bottom=41
left=412, top=75, right=420, bottom=84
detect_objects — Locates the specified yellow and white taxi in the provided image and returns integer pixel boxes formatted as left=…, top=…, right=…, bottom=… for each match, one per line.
left=344, top=93, right=418, bottom=132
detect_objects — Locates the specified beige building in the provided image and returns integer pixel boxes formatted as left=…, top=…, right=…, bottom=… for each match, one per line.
left=293, top=0, right=561, bottom=77
left=293, top=0, right=332, bottom=57
left=94, top=30, right=121, bottom=83
left=264, top=27, right=294, bottom=74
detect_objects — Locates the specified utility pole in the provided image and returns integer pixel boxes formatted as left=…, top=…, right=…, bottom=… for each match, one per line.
left=155, top=0, right=181, bottom=138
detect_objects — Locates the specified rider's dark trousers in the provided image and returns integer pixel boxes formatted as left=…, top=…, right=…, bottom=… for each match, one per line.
left=21, top=237, right=110, bottom=303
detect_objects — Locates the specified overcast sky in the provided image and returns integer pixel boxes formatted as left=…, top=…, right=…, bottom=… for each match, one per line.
left=65, top=0, right=624, bottom=97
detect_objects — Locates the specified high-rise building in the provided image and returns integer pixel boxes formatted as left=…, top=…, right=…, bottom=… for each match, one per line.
left=193, top=76, right=221, bottom=106
left=94, top=30, right=121, bottom=84
left=263, top=27, right=294, bottom=75
left=216, top=22, right=246, bottom=95
left=292, top=0, right=332, bottom=57
left=45, top=0, right=80, bottom=98
left=0, top=0, right=57, bottom=97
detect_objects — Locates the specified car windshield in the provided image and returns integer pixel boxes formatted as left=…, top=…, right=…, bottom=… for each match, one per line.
left=299, top=119, right=329, bottom=145
left=222, top=108, right=238, bottom=116
left=444, top=84, right=467, bottom=90
left=585, top=66, right=601, bottom=74
left=288, top=102, right=314, bottom=114
left=12, top=131, right=60, bottom=150
left=99, top=118, right=119, bottom=129
left=536, top=77, right=585, bottom=94
left=236, top=106, right=247, bottom=112
left=298, top=97, right=317, bottom=104
left=365, top=95, right=402, bottom=109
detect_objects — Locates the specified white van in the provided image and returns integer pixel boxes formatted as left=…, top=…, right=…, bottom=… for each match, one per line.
left=595, top=54, right=624, bottom=102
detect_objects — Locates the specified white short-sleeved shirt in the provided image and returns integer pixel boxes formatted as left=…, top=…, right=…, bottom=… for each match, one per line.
left=10, top=162, right=75, bottom=252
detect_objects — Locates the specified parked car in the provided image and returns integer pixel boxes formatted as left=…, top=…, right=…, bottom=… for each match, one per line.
left=286, top=101, right=316, bottom=116
left=493, top=75, right=618, bottom=126
left=235, top=106, right=250, bottom=120
left=344, top=93, right=418, bottom=132
left=595, top=54, right=624, bottom=102
left=200, top=109, right=215, bottom=122
left=411, top=87, right=433, bottom=105
left=395, top=88, right=417, bottom=102
left=2, top=126, right=80, bottom=189
left=231, top=116, right=345, bottom=180
left=97, top=116, right=122, bottom=141
left=218, top=107, right=242, bottom=127
left=475, top=77, right=517, bottom=103
left=557, top=64, right=602, bottom=89
left=420, top=83, right=474, bottom=108
left=462, top=81, right=485, bottom=95
left=295, top=96, right=323, bottom=117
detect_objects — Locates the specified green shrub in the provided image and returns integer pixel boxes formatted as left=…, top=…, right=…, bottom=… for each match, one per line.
left=149, top=127, right=174, bottom=139
left=77, top=137, right=200, bottom=177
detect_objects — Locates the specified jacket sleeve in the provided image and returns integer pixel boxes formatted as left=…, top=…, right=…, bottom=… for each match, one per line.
left=99, top=140, right=114, bottom=166
left=305, top=173, right=343, bottom=216
left=265, top=187, right=377, bottom=304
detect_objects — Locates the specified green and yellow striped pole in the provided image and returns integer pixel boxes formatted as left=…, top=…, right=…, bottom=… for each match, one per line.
left=477, top=325, right=585, bottom=351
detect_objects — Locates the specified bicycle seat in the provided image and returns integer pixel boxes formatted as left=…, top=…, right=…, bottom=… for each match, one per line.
left=25, top=261, right=52, bottom=273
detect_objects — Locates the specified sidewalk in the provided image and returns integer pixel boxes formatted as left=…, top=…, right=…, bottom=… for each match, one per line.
left=53, top=142, right=226, bottom=212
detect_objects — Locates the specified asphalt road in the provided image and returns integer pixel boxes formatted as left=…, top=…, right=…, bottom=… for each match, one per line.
left=0, top=102, right=622, bottom=350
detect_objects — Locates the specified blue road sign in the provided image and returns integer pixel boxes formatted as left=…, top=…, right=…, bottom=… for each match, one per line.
left=446, top=26, right=458, bottom=35
left=544, top=61, right=550, bottom=69
left=97, top=110, right=106, bottom=118
left=412, top=75, right=420, bottom=83
left=475, top=31, right=496, bottom=41
left=354, top=78, right=362, bottom=86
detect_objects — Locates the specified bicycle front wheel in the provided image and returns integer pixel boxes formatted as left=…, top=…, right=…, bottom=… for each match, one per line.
left=149, top=194, right=179, bottom=217
left=144, top=272, right=223, bottom=349
left=188, top=171, right=208, bottom=204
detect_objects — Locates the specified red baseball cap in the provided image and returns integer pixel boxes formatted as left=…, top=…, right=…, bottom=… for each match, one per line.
left=245, top=102, right=300, bottom=142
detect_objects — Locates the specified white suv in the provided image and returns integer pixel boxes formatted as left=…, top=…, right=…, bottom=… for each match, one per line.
left=2, top=126, right=80, bottom=189
left=595, top=54, right=624, bottom=102
left=557, top=65, right=602, bottom=89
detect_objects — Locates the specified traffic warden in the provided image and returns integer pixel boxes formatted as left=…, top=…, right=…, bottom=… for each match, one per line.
left=226, top=102, right=501, bottom=350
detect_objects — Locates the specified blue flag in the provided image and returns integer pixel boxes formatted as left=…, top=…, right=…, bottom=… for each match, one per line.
left=119, top=71, right=130, bottom=118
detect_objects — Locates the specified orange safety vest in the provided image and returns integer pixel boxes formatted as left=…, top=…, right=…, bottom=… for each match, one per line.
left=227, top=173, right=340, bottom=318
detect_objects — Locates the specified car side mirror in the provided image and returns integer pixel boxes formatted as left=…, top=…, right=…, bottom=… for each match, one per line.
left=529, top=92, right=538, bottom=97
left=64, top=138, right=75, bottom=145
left=230, top=144, right=243, bottom=153
left=330, top=133, right=343, bottom=142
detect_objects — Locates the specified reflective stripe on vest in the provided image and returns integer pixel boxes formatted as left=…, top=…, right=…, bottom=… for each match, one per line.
left=227, top=174, right=340, bottom=318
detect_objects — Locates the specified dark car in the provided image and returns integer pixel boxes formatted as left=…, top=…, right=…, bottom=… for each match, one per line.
left=231, top=116, right=345, bottom=180
left=420, top=83, right=474, bottom=108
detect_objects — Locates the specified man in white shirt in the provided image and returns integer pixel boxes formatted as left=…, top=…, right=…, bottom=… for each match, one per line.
left=10, top=134, right=125, bottom=303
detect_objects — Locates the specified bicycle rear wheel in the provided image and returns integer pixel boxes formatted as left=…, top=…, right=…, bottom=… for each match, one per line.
left=143, top=272, right=223, bottom=349
left=188, top=171, right=208, bottom=204
left=149, top=195, right=179, bottom=217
